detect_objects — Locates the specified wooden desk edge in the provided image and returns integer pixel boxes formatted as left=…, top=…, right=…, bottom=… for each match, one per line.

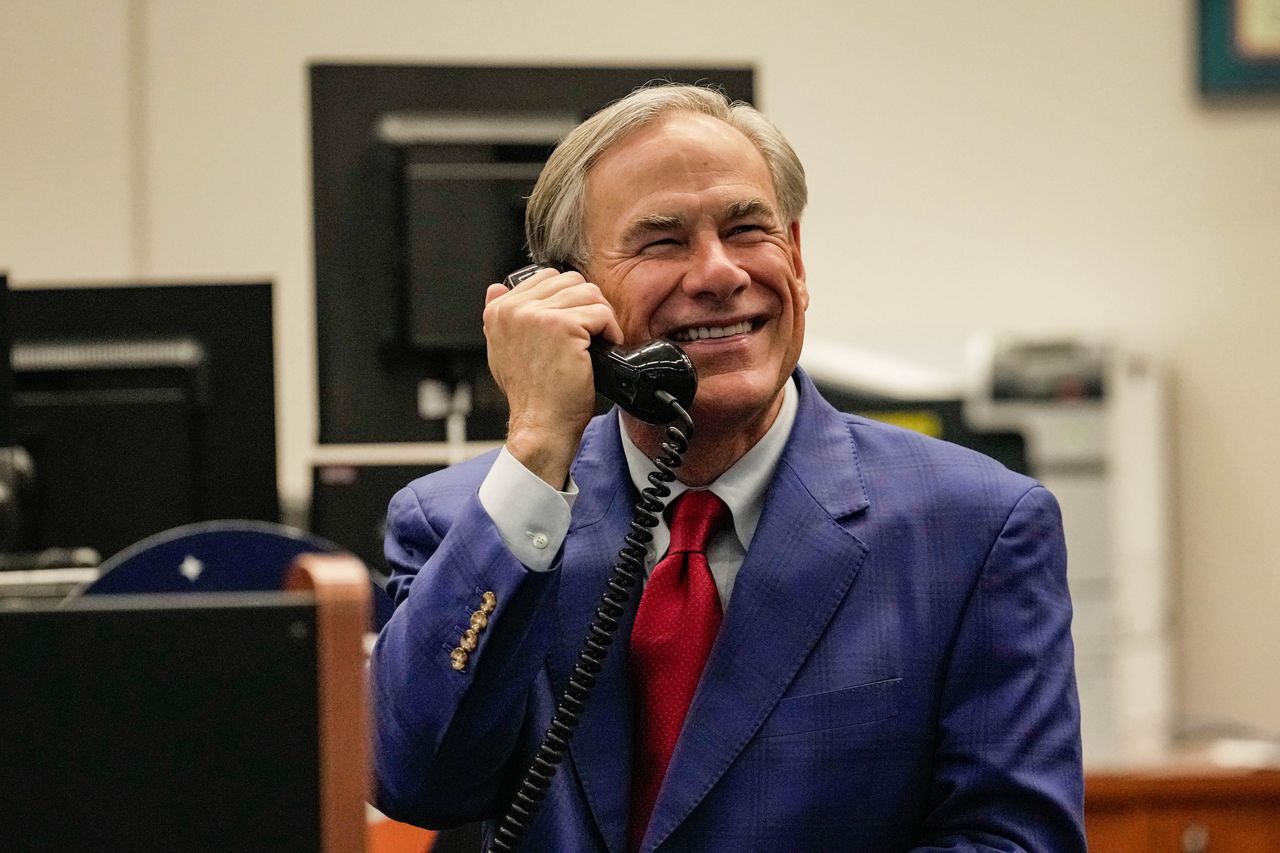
left=1087, top=766, right=1280, bottom=807
left=288, top=553, right=373, bottom=853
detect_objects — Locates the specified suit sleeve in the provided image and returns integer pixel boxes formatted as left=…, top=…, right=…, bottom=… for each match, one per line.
left=371, top=481, right=562, bottom=829
left=912, top=485, right=1087, bottom=852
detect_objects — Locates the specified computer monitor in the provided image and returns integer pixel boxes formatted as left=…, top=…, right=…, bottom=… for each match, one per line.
left=1, top=272, right=29, bottom=554
left=0, top=554, right=371, bottom=853
left=6, top=282, right=279, bottom=563
left=310, top=63, right=755, bottom=445
left=0, top=593, right=321, bottom=850
left=0, top=272, right=13, bottom=446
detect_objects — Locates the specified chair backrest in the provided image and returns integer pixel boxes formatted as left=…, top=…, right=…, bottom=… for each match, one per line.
left=85, top=519, right=339, bottom=593
left=82, top=519, right=395, bottom=629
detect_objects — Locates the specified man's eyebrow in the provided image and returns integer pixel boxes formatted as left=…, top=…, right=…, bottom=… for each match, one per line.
left=621, top=199, right=777, bottom=244
left=623, top=213, right=685, bottom=243
left=723, top=198, right=777, bottom=221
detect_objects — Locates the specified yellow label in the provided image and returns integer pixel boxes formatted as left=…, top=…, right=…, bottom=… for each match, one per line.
left=862, top=410, right=944, bottom=439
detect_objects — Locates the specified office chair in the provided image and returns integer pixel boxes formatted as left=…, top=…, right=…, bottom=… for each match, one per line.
left=2, top=542, right=372, bottom=851
left=75, top=519, right=436, bottom=852
left=80, top=519, right=396, bottom=629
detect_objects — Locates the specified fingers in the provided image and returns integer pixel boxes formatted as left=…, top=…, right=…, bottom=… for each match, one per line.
left=497, top=265, right=578, bottom=294
left=484, top=282, right=509, bottom=305
left=485, top=268, right=618, bottom=343
left=594, top=307, right=624, bottom=346
left=482, top=268, right=613, bottom=479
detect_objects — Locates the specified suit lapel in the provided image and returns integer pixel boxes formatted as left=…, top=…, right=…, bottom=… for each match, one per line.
left=551, top=412, right=637, bottom=853
left=643, top=372, right=872, bottom=851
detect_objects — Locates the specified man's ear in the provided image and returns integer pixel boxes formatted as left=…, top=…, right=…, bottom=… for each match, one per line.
left=789, top=220, right=809, bottom=311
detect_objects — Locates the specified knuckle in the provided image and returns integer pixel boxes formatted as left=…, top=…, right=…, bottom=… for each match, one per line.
left=481, top=299, right=504, bottom=326
left=532, top=311, right=565, bottom=335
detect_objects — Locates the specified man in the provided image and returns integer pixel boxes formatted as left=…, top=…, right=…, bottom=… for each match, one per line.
left=372, top=84, right=1085, bottom=852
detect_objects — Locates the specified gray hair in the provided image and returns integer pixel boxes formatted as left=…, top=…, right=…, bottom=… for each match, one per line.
left=525, top=83, right=807, bottom=267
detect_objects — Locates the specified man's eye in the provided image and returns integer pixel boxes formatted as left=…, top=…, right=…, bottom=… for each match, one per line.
left=729, top=224, right=764, bottom=237
left=643, top=238, right=679, bottom=250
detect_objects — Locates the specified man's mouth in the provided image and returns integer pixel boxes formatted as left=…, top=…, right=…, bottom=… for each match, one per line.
left=669, top=319, right=754, bottom=342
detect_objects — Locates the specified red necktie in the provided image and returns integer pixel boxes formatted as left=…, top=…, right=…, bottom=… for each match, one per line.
left=628, top=489, right=729, bottom=851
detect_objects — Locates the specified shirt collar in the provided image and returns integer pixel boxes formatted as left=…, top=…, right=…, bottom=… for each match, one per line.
left=618, top=377, right=799, bottom=551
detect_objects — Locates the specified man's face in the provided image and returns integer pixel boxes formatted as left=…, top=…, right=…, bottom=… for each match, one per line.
left=580, top=112, right=808, bottom=433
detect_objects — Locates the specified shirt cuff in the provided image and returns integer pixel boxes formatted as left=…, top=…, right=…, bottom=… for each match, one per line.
left=477, top=446, right=577, bottom=572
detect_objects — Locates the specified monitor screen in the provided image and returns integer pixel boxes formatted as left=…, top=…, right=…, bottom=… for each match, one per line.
left=0, top=593, right=321, bottom=851
left=6, top=282, right=278, bottom=562
left=400, top=142, right=550, bottom=351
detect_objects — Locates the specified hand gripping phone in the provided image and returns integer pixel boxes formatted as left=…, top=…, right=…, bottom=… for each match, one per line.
left=502, top=264, right=697, bottom=425
left=490, top=265, right=698, bottom=851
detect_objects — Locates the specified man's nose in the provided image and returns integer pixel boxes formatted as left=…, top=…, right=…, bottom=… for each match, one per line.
left=681, top=236, right=750, bottom=299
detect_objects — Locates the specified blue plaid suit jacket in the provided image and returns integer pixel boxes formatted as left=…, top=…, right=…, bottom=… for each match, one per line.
left=372, top=369, right=1085, bottom=852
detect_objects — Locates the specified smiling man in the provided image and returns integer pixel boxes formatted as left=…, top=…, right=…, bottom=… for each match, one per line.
left=372, top=84, right=1085, bottom=852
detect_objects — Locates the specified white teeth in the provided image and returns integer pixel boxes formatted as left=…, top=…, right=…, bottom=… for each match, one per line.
left=673, top=320, right=752, bottom=341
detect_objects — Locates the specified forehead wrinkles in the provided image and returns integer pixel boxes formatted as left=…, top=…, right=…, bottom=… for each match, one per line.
left=583, top=113, right=777, bottom=255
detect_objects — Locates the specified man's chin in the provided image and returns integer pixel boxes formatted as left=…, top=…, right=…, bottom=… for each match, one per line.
left=687, top=374, right=786, bottom=432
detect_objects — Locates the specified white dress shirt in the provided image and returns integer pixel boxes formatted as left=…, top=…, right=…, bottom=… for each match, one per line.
left=478, top=378, right=799, bottom=609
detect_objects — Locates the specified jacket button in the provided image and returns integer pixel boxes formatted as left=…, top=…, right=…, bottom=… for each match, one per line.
left=449, top=647, right=468, bottom=671
left=459, top=628, right=479, bottom=652
left=481, top=591, right=497, bottom=614
left=470, top=610, right=489, bottom=631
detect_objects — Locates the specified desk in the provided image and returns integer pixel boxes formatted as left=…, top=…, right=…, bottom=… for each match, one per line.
left=369, top=812, right=436, bottom=853
left=1086, top=766, right=1280, bottom=852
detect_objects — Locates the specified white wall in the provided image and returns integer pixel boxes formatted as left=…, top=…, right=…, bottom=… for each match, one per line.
left=4, top=0, right=1279, bottom=738
left=0, top=0, right=135, bottom=278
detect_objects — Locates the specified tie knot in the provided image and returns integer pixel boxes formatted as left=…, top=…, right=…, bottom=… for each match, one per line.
left=667, top=490, right=729, bottom=555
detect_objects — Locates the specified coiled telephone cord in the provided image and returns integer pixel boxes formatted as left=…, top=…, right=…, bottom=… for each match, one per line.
left=487, top=392, right=692, bottom=853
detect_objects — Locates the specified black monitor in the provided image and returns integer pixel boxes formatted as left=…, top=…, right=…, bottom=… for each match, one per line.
left=814, top=386, right=1030, bottom=477
left=6, top=282, right=279, bottom=563
left=0, top=272, right=12, bottom=446
left=311, top=64, right=755, bottom=445
left=0, top=593, right=321, bottom=851
left=1, top=272, right=29, bottom=554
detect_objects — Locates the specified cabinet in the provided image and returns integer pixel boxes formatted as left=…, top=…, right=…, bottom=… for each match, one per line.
left=1086, top=768, right=1280, bottom=852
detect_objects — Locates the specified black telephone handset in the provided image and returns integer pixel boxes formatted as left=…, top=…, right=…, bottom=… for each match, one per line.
left=503, top=264, right=697, bottom=425
left=490, top=265, right=697, bottom=852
